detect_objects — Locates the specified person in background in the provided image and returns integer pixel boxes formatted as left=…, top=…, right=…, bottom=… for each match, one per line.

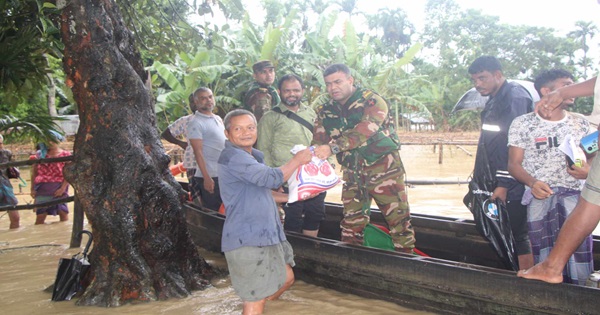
left=518, top=75, right=600, bottom=283
left=218, top=109, right=312, bottom=314
left=161, top=93, right=199, bottom=204
left=468, top=55, right=534, bottom=269
left=257, top=73, right=326, bottom=237
left=508, top=69, right=593, bottom=284
left=312, top=63, right=415, bottom=253
left=0, top=135, right=19, bottom=229
left=30, top=131, right=71, bottom=225
left=187, top=87, right=226, bottom=211
left=243, top=60, right=280, bottom=123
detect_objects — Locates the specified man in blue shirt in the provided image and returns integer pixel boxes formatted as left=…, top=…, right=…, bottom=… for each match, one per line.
left=218, top=109, right=312, bottom=314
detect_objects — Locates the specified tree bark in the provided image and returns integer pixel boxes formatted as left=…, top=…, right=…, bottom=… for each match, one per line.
left=59, top=0, right=213, bottom=306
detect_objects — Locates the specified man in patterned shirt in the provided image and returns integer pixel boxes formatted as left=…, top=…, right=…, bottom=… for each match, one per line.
left=161, top=93, right=199, bottom=203
left=312, top=63, right=415, bottom=253
left=508, top=69, right=594, bottom=284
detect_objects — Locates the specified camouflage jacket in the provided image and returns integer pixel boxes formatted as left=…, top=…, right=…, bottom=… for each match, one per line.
left=312, top=87, right=400, bottom=168
left=243, top=82, right=281, bottom=122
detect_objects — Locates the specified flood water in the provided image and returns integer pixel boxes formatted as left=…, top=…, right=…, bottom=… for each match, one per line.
left=1, top=143, right=597, bottom=314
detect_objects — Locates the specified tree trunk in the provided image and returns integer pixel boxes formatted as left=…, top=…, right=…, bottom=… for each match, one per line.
left=59, top=0, right=213, bottom=306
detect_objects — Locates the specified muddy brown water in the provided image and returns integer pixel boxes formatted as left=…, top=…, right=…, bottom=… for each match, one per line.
left=1, top=143, right=596, bottom=314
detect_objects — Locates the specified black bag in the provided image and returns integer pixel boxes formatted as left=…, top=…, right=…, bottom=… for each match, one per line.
left=51, top=230, right=93, bottom=301
left=463, top=145, right=519, bottom=271
left=7, top=166, right=19, bottom=179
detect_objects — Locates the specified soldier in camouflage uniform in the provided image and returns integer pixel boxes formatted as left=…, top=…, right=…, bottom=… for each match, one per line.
left=243, top=60, right=281, bottom=122
left=312, top=63, right=415, bottom=253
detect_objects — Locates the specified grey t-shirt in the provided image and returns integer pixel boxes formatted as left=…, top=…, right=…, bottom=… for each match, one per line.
left=186, top=112, right=226, bottom=178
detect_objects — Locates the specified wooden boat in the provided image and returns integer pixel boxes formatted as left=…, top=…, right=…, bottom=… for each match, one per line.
left=184, top=202, right=600, bottom=314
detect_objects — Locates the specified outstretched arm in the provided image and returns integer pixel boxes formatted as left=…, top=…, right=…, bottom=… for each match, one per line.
left=537, top=77, right=597, bottom=117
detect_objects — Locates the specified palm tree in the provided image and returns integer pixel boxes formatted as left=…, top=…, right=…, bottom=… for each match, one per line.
left=568, top=21, right=598, bottom=78
left=365, top=8, right=416, bottom=60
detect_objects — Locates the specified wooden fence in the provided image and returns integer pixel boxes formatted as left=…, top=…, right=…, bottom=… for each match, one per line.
left=0, top=155, right=86, bottom=248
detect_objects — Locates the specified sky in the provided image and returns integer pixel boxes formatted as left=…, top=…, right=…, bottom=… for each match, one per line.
left=358, top=0, right=600, bottom=36
left=198, top=0, right=600, bottom=62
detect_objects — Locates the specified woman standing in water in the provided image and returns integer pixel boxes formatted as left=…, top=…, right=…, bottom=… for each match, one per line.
left=0, top=135, right=19, bottom=229
left=30, top=131, right=71, bottom=225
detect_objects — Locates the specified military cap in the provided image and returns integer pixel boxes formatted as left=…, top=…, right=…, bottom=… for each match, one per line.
left=252, top=60, right=275, bottom=73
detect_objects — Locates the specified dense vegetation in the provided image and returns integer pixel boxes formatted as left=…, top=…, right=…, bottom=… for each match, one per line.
left=1, top=0, right=598, bottom=133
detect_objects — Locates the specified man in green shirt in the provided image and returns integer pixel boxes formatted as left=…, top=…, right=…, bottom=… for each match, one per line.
left=258, top=73, right=326, bottom=237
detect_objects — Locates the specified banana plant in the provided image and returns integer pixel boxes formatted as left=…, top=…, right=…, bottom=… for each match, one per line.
left=147, top=48, right=235, bottom=125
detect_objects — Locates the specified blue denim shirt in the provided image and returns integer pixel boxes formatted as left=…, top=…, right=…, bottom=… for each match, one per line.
left=218, top=141, right=286, bottom=252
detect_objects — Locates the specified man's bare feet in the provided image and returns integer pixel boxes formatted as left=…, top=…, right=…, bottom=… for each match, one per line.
left=517, top=262, right=563, bottom=284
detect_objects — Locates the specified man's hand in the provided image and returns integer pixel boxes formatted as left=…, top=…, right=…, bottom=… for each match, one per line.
left=535, top=90, right=564, bottom=119
left=567, top=160, right=590, bottom=179
left=203, top=177, right=215, bottom=194
left=314, top=145, right=332, bottom=160
left=490, top=186, right=508, bottom=204
left=292, top=148, right=313, bottom=165
left=530, top=180, right=553, bottom=199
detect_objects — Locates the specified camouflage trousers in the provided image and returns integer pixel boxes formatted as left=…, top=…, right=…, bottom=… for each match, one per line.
left=340, top=151, right=416, bottom=250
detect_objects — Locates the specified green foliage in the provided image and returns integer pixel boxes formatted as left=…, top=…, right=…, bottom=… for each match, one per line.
left=148, top=47, right=238, bottom=129
left=0, top=0, right=62, bottom=104
left=0, top=114, right=65, bottom=144
left=3, top=0, right=598, bottom=133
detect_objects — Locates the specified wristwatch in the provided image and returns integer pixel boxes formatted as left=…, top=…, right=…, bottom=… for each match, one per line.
left=329, top=143, right=341, bottom=155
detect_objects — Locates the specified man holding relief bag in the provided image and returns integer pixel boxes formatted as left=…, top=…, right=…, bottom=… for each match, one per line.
left=312, top=63, right=416, bottom=253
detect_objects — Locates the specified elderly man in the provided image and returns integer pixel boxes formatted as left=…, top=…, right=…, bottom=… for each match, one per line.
left=243, top=60, right=280, bottom=122
left=218, top=109, right=312, bottom=314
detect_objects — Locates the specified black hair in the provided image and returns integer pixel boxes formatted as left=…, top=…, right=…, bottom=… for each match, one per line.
left=277, top=73, right=304, bottom=91
left=468, top=56, right=503, bottom=74
left=533, top=69, right=574, bottom=96
left=323, top=63, right=351, bottom=77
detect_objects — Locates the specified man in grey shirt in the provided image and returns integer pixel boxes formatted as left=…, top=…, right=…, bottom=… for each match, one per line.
left=187, top=87, right=226, bottom=211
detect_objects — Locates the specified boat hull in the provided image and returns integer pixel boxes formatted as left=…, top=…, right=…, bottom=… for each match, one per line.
left=184, top=203, right=600, bottom=314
